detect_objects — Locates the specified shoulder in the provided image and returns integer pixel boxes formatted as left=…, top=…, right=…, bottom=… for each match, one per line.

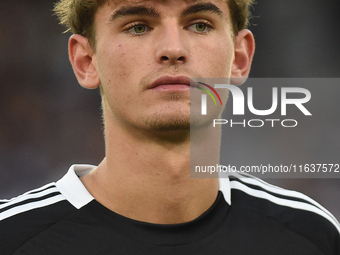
left=0, top=165, right=96, bottom=255
left=0, top=182, right=76, bottom=254
left=0, top=182, right=67, bottom=222
left=222, top=172, right=340, bottom=254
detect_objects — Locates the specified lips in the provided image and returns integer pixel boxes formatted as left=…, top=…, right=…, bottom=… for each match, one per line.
left=149, top=76, right=191, bottom=89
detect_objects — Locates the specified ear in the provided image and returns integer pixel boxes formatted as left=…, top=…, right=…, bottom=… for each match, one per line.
left=68, top=34, right=100, bottom=89
left=230, top=29, right=255, bottom=85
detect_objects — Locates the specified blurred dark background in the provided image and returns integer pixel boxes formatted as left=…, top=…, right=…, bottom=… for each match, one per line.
left=0, top=1, right=339, bottom=219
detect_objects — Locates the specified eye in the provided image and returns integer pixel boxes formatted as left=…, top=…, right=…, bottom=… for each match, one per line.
left=188, top=22, right=211, bottom=33
left=194, top=23, right=208, bottom=32
left=126, top=24, right=149, bottom=35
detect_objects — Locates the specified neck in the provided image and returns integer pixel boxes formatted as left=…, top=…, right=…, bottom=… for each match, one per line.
left=81, top=116, right=221, bottom=224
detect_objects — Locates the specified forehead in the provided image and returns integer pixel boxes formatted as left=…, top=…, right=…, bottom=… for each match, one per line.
left=108, top=0, right=227, bottom=5
left=103, top=0, right=230, bottom=16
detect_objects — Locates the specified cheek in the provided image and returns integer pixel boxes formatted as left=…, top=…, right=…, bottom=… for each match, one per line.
left=193, top=38, right=234, bottom=77
left=95, top=46, right=129, bottom=107
left=96, top=43, right=148, bottom=108
left=212, top=43, right=234, bottom=76
left=102, top=45, right=129, bottom=80
left=101, top=43, right=150, bottom=82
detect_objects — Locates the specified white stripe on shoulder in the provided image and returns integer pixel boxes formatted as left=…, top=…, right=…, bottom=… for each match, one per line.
left=0, top=182, right=56, bottom=203
left=230, top=180, right=340, bottom=234
left=230, top=172, right=339, bottom=225
left=0, top=194, right=65, bottom=221
left=0, top=186, right=61, bottom=211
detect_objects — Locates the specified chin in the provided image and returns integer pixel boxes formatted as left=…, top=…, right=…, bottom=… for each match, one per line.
left=142, top=113, right=191, bottom=132
left=141, top=111, right=218, bottom=133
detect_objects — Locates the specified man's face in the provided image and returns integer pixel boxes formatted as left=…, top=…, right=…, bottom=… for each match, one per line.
left=93, top=0, right=236, bottom=132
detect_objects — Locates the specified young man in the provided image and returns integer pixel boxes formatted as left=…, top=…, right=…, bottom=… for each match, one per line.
left=0, top=0, right=339, bottom=254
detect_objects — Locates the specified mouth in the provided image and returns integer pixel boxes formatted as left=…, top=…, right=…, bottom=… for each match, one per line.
left=149, top=75, right=192, bottom=91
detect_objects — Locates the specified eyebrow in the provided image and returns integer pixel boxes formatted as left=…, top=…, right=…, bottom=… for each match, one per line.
left=110, top=2, right=223, bottom=22
left=110, top=6, right=160, bottom=21
left=181, top=3, right=223, bottom=17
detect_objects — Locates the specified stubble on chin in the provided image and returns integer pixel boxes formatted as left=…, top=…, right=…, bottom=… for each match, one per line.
left=140, top=108, right=217, bottom=132
left=142, top=110, right=191, bottom=132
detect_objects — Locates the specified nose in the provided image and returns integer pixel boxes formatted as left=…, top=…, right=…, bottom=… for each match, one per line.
left=155, top=21, right=189, bottom=65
